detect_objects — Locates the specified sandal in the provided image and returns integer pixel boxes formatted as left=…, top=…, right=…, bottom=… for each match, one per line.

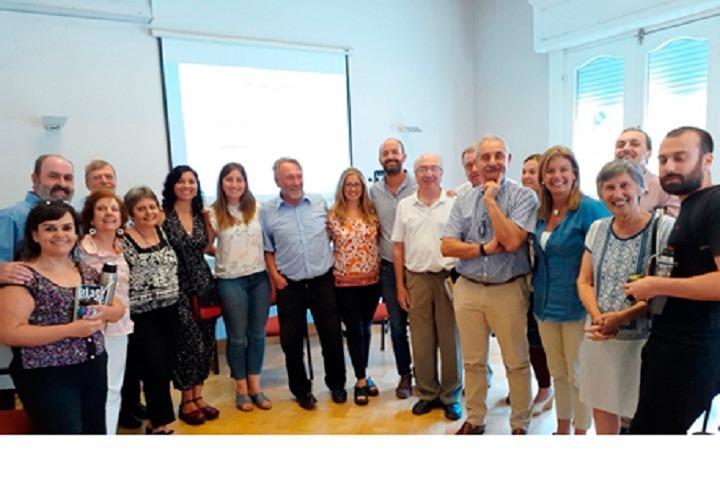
left=250, top=391, right=272, bottom=410
left=178, top=399, right=205, bottom=425
left=194, top=396, right=220, bottom=420
left=366, top=377, right=379, bottom=397
left=235, top=393, right=254, bottom=412
left=354, top=385, right=369, bottom=406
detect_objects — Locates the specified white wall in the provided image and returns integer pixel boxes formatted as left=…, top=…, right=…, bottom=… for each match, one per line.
left=473, top=0, right=549, bottom=180
left=0, top=0, right=478, bottom=203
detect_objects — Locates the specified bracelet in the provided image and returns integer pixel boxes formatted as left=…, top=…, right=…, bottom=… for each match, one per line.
left=479, top=243, right=487, bottom=257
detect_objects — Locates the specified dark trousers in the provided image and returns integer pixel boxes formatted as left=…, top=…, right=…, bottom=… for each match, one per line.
left=630, top=332, right=720, bottom=434
left=276, top=271, right=346, bottom=398
left=336, top=283, right=381, bottom=380
left=119, top=356, right=142, bottom=417
left=380, top=260, right=412, bottom=376
left=127, top=305, right=178, bottom=428
left=527, top=294, right=551, bottom=389
left=11, top=354, right=108, bottom=434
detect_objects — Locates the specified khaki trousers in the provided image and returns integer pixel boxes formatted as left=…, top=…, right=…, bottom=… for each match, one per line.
left=454, top=276, right=532, bottom=430
left=405, top=271, right=462, bottom=405
left=537, top=319, right=592, bottom=430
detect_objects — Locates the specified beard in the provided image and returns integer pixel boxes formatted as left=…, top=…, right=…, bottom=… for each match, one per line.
left=381, top=160, right=403, bottom=175
left=660, top=157, right=704, bottom=196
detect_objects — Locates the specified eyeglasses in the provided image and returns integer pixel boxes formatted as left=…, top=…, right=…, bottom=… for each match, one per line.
left=416, top=166, right=442, bottom=174
left=344, top=182, right=363, bottom=189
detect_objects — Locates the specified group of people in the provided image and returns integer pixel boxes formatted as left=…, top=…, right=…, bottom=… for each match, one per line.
left=1, top=124, right=718, bottom=435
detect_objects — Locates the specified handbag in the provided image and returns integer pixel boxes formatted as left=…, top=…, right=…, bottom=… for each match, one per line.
left=191, top=286, right=222, bottom=321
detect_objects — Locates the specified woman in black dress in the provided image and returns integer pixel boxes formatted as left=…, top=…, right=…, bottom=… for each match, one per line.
left=162, top=165, right=220, bottom=425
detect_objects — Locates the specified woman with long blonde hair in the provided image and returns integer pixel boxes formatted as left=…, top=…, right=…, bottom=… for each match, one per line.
left=328, top=167, right=381, bottom=406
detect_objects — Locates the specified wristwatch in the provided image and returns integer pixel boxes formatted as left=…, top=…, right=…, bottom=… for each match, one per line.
left=479, top=243, right=487, bottom=257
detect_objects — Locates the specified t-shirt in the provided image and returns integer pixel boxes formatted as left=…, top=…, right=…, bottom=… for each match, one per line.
left=653, top=185, right=720, bottom=338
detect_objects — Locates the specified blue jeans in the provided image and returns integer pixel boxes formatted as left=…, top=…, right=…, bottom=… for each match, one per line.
left=217, top=271, right=271, bottom=380
left=380, top=260, right=412, bottom=376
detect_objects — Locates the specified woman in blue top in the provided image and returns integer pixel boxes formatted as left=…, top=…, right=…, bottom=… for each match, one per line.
left=532, top=145, right=610, bottom=435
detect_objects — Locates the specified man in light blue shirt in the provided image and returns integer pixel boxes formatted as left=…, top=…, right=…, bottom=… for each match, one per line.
left=441, top=135, right=537, bottom=435
left=0, top=154, right=74, bottom=407
left=261, top=157, right=346, bottom=410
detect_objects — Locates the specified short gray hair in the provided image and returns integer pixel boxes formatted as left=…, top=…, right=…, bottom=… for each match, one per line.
left=272, top=157, right=303, bottom=179
left=476, top=134, right=510, bottom=155
left=124, top=186, right=159, bottom=215
left=595, top=159, right=646, bottom=197
left=413, top=153, right=443, bottom=172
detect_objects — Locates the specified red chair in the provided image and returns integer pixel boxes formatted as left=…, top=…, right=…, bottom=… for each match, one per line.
left=372, top=302, right=390, bottom=350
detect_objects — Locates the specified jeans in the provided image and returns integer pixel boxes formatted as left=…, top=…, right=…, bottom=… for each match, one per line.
left=336, top=283, right=381, bottom=380
left=217, top=271, right=271, bottom=380
left=380, top=260, right=412, bottom=376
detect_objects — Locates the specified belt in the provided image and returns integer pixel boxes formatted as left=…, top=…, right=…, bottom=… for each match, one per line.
left=462, top=274, right=526, bottom=286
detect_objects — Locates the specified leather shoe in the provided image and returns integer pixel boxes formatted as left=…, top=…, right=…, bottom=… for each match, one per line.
left=396, top=373, right=412, bottom=399
left=511, top=427, right=528, bottom=435
left=331, top=389, right=348, bottom=404
left=297, top=393, right=317, bottom=410
left=412, top=398, right=440, bottom=415
left=178, top=400, right=206, bottom=426
left=455, top=421, right=485, bottom=435
left=444, top=402, right=462, bottom=421
left=194, top=397, right=219, bottom=420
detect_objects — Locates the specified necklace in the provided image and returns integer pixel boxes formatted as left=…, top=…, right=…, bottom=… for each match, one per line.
left=552, top=208, right=560, bottom=216
left=135, top=226, right=158, bottom=246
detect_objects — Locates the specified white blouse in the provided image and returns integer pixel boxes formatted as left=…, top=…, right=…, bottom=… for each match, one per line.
left=207, top=205, right=266, bottom=279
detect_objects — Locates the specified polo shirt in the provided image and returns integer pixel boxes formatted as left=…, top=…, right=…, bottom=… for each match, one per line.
left=369, top=172, right=417, bottom=262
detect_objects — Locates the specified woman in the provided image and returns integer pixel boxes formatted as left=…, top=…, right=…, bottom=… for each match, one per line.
left=78, top=189, right=133, bottom=434
left=328, top=167, right=381, bottom=405
left=577, top=160, right=674, bottom=434
left=532, top=145, right=609, bottom=434
left=206, top=163, right=272, bottom=412
left=162, top=165, right=220, bottom=425
left=122, top=187, right=180, bottom=434
left=0, top=201, right=123, bottom=433
left=520, top=154, right=553, bottom=415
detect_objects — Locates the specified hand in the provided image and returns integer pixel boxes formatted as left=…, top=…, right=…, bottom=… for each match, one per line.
left=273, top=273, right=288, bottom=290
left=0, top=262, right=33, bottom=285
left=483, top=237, right=505, bottom=255
left=84, top=304, right=117, bottom=323
left=624, top=276, right=659, bottom=301
left=396, top=285, right=411, bottom=312
left=68, top=318, right=103, bottom=338
left=584, top=322, right=616, bottom=341
left=446, top=189, right=458, bottom=198
left=483, top=181, right=500, bottom=201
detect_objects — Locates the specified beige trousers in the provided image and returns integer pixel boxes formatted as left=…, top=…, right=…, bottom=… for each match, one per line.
left=453, top=276, right=532, bottom=430
left=537, top=319, right=592, bottom=430
left=405, top=271, right=462, bottom=405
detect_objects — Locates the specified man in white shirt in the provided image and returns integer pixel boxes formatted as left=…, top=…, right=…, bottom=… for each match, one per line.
left=392, top=153, right=462, bottom=420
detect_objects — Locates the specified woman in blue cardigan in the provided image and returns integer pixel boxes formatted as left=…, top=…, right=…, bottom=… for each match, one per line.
left=532, top=145, right=610, bottom=435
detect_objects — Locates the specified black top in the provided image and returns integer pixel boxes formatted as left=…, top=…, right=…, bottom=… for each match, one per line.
left=654, top=185, right=720, bottom=339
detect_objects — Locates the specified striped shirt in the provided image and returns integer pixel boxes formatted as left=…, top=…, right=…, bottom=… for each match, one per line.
left=441, top=178, right=538, bottom=283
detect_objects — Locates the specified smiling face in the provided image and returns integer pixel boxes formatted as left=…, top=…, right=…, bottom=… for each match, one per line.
left=90, top=197, right=121, bottom=234
left=342, top=172, right=364, bottom=203
left=130, top=196, right=161, bottom=229
left=275, top=161, right=304, bottom=204
left=615, top=130, right=651, bottom=169
left=542, top=155, right=576, bottom=199
left=521, top=158, right=540, bottom=193
left=414, top=154, right=443, bottom=191
left=221, top=168, right=247, bottom=205
left=32, top=211, right=77, bottom=258
left=462, top=150, right=483, bottom=187
left=599, top=172, right=641, bottom=217
left=379, top=139, right=406, bottom=176
left=32, top=156, right=74, bottom=201
left=476, top=139, right=510, bottom=183
left=174, top=171, right=198, bottom=202
left=86, top=165, right=116, bottom=192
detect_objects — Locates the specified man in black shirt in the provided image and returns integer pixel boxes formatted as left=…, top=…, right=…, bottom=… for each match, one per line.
left=625, top=126, right=720, bottom=434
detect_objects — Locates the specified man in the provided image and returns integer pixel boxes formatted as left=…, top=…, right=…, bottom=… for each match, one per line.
left=0, top=154, right=74, bottom=408
left=392, top=154, right=462, bottom=420
left=441, top=135, right=538, bottom=434
left=260, top=157, right=346, bottom=410
left=85, top=159, right=117, bottom=192
left=625, top=126, right=720, bottom=434
left=615, top=127, right=679, bottom=216
left=451, top=146, right=479, bottom=197
left=369, top=138, right=417, bottom=398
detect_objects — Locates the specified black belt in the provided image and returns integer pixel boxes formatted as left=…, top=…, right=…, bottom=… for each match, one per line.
left=462, top=274, right=526, bottom=286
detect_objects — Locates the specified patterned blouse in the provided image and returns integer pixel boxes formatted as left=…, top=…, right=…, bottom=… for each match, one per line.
left=207, top=205, right=265, bottom=279
left=121, top=226, right=180, bottom=314
left=163, top=209, right=215, bottom=296
left=327, top=211, right=380, bottom=287
left=14, top=263, right=105, bottom=370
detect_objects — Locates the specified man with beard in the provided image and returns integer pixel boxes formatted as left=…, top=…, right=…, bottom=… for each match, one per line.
left=615, top=127, right=679, bottom=217
left=369, top=138, right=417, bottom=398
left=0, top=154, right=74, bottom=408
left=625, top=126, right=720, bottom=434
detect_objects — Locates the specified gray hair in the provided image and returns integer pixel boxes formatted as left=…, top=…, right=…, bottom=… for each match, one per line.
left=272, top=157, right=303, bottom=179
left=413, top=153, right=443, bottom=172
left=476, top=134, right=511, bottom=155
left=124, top=186, right=159, bottom=215
left=595, top=159, right=646, bottom=197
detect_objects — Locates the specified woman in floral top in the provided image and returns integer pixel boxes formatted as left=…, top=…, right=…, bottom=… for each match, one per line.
left=328, top=167, right=381, bottom=405
left=0, top=201, right=124, bottom=433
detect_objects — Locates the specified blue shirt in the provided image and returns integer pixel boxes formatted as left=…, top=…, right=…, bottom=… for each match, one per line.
left=369, top=172, right=417, bottom=262
left=532, top=195, right=611, bottom=321
left=260, top=193, right=334, bottom=281
left=441, top=178, right=538, bottom=283
left=0, top=191, right=41, bottom=262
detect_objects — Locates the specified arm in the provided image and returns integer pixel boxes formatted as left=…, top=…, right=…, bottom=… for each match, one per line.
left=624, top=258, right=720, bottom=301
left=392, top=241, right=410, bottom=311
left=0, top=286, right=103, bottom=347
left=483, top=181, right=529, bottom=252
left=88, top=296, right=125, bottom=324
left=0, top=261, right=33, bottom=285
left=576, top=251, right=602, bottom=322
left=202, top=209, right=216, bottom=256
left=264, top=251, right=287, bottom=290
left=440, top=237, right=504, bottom=259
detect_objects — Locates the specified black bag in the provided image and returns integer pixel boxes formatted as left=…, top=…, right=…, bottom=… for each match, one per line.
left=191, top=287, right=222, bottom=321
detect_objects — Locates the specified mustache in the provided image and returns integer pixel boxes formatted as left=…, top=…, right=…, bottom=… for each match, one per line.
left=50, top=185, right=72, bottom=195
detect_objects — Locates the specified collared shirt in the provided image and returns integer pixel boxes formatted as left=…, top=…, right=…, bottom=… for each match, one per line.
left=454, top=181, right=473, bottom=197
left=369, top=172, right=417, bottom=262
left=441, top=178, right=538, bottom=283
left=640, top=166, right=680, bottom=217
left=392, top=190, right=457, bottom=273
left=0, top=191, right=41, bottom=262
left=260, top=193, right=333, bottom=281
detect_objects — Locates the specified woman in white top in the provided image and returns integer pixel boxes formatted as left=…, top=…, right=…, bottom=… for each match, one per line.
left=78, top=188, right=134, bottom=434
left=206, top=163, right=272, bottom=411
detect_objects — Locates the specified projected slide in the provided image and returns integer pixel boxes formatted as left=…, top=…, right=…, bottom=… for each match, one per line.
left=161, top=39, right=351, bottom=202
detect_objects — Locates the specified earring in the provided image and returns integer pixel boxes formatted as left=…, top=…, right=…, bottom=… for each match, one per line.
left=88, top=227, right=97, bottom=236
left=116, top=228, right=124, bottom=237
